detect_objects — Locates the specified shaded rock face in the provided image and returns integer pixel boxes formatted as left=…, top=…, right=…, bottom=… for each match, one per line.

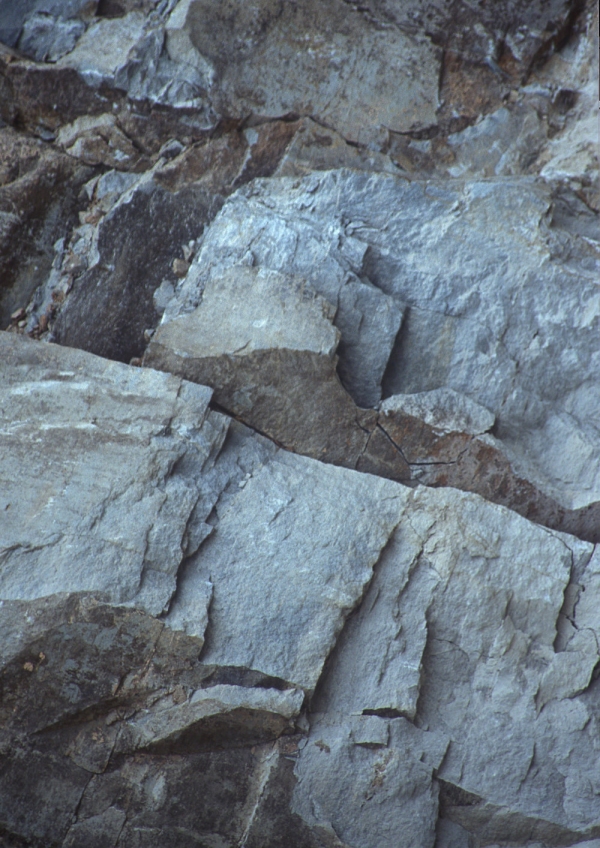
left=0, top=127, right=93, bottom=329
left=2, top=0, right=599, bottom=846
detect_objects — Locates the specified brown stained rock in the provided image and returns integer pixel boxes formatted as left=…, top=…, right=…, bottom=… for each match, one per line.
left=377, top=400, right=600, bottom=544
left=355, top=424, right=411, bottom=483
left=234, top=118, right=301, bottom=184
left=145, top=266, right=376, bottom=468
left=437, top=51, right=511, bottom=126
left=154, top=131, right=248, bottom=193
left=272, top=117, right=400, bottom=179
left=0, top=51, right=214, bottom=159
left=0, top=57, right=116, bottom=135
left=56, top=113, right=149, bottom=171
left=0, top=126, right=94, bottom=329
left=52, top=179, right=223, bottom=363
left=0, top=593, right=303, bottom=847
left=144, top=264, right=600, bottom=541
left=183, top=0, right=441, bottom=145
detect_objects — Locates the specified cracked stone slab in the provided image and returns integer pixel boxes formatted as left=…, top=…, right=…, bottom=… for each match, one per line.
left=145, top=264, right=379, bottom=467
left=0, top=332, right=228, bottom=619
left=167, top=448, right=408, bottom=692
left=371, top=389, right=600, bottom=543
left=406, top=488, right=599, bottom=843
left=291, top=484, right=597, bottom=846
left=292, top=715, right=448, bottom=848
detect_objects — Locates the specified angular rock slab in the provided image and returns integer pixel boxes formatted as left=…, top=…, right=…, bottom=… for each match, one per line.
left=0, top=332, right=228, bottom=619
left=167, top=0, right=441, bottom=145
left=167, top=447, right=407, bottom=692
left=292, top=485, right=598, bottom=846
left=368, top=389, right=600, bottom=543
left=50, top=167, right=223, bottom=363
left=161, top=170, right=600, bottom=519
left=158, top=177, right=404, bottom=409
left=145, top=264, right=379, bottom=468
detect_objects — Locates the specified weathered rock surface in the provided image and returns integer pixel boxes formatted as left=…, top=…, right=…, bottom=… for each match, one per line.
left=3, top=332, right=600, bottom=847
left=145, top=264, right=378, bottom=466
left=146, top=168, right=599, bottom=539
left=0, top=332, right=227, bottom=617
left=1, top=1, right=599, bottom=846
left=0, top=126, right=93, bottom=329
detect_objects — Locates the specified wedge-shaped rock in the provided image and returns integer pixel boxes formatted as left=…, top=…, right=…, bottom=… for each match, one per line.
left=0, top=332, right=228, bottom=619
left=368, top=389, right=600, bottom=542
left=116, top=684, right=304, bottom=754
left=159, top=183, right=404, bottom=409
left=145, top=265, right=378, bottom=468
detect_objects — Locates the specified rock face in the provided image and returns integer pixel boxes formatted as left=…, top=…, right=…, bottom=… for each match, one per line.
left=1, top=0, right=599, bottom=846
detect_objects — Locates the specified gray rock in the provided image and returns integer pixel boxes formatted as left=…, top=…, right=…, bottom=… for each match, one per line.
left=145, top=264, right=379, bottom=467
left=168, top=447, right=407, bottom=691
left=1, top=3, right=599, bottom=846
left=374, top=389, right=600, bottom=543
left=0, top=0, right=95, bottom=49
left=292, top=715, right=447, bottom=848
left=311, top=523, right=436, bottom=721
left=0, top=332, right=227, bottom=619
left=115, top=683, right=304, bottom=754
left=160, top=186, right=404, bottom=409
left=381, top=389, right=496, bottom=437
left=161, top=169, right=598, bottom=520
left=18, top=13, right=85, bottom=62
left=292, top=485, right=597, bottom=845
left=58, top=9, right=216, bottom=116
left=172, top=0, right=440, bottom=145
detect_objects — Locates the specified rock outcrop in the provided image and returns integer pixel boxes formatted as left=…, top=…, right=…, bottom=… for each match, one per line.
left=1, top=0, right=598, bottom=845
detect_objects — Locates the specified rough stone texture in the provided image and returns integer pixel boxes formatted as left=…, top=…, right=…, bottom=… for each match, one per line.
left=0, top=332, right=227, bottom=617
left=370, top=390, right=600, bottom=543
left=48, top=169, right=223, bottom=363
left=145, top=265, right=378, bottom=467
left=1, top=1, right=599, bottom=846
left=147, top=167, right=599, bottom=538
left=0, top=126, right=93, bottom=329
left=169, top=448, right=406, bottom=691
